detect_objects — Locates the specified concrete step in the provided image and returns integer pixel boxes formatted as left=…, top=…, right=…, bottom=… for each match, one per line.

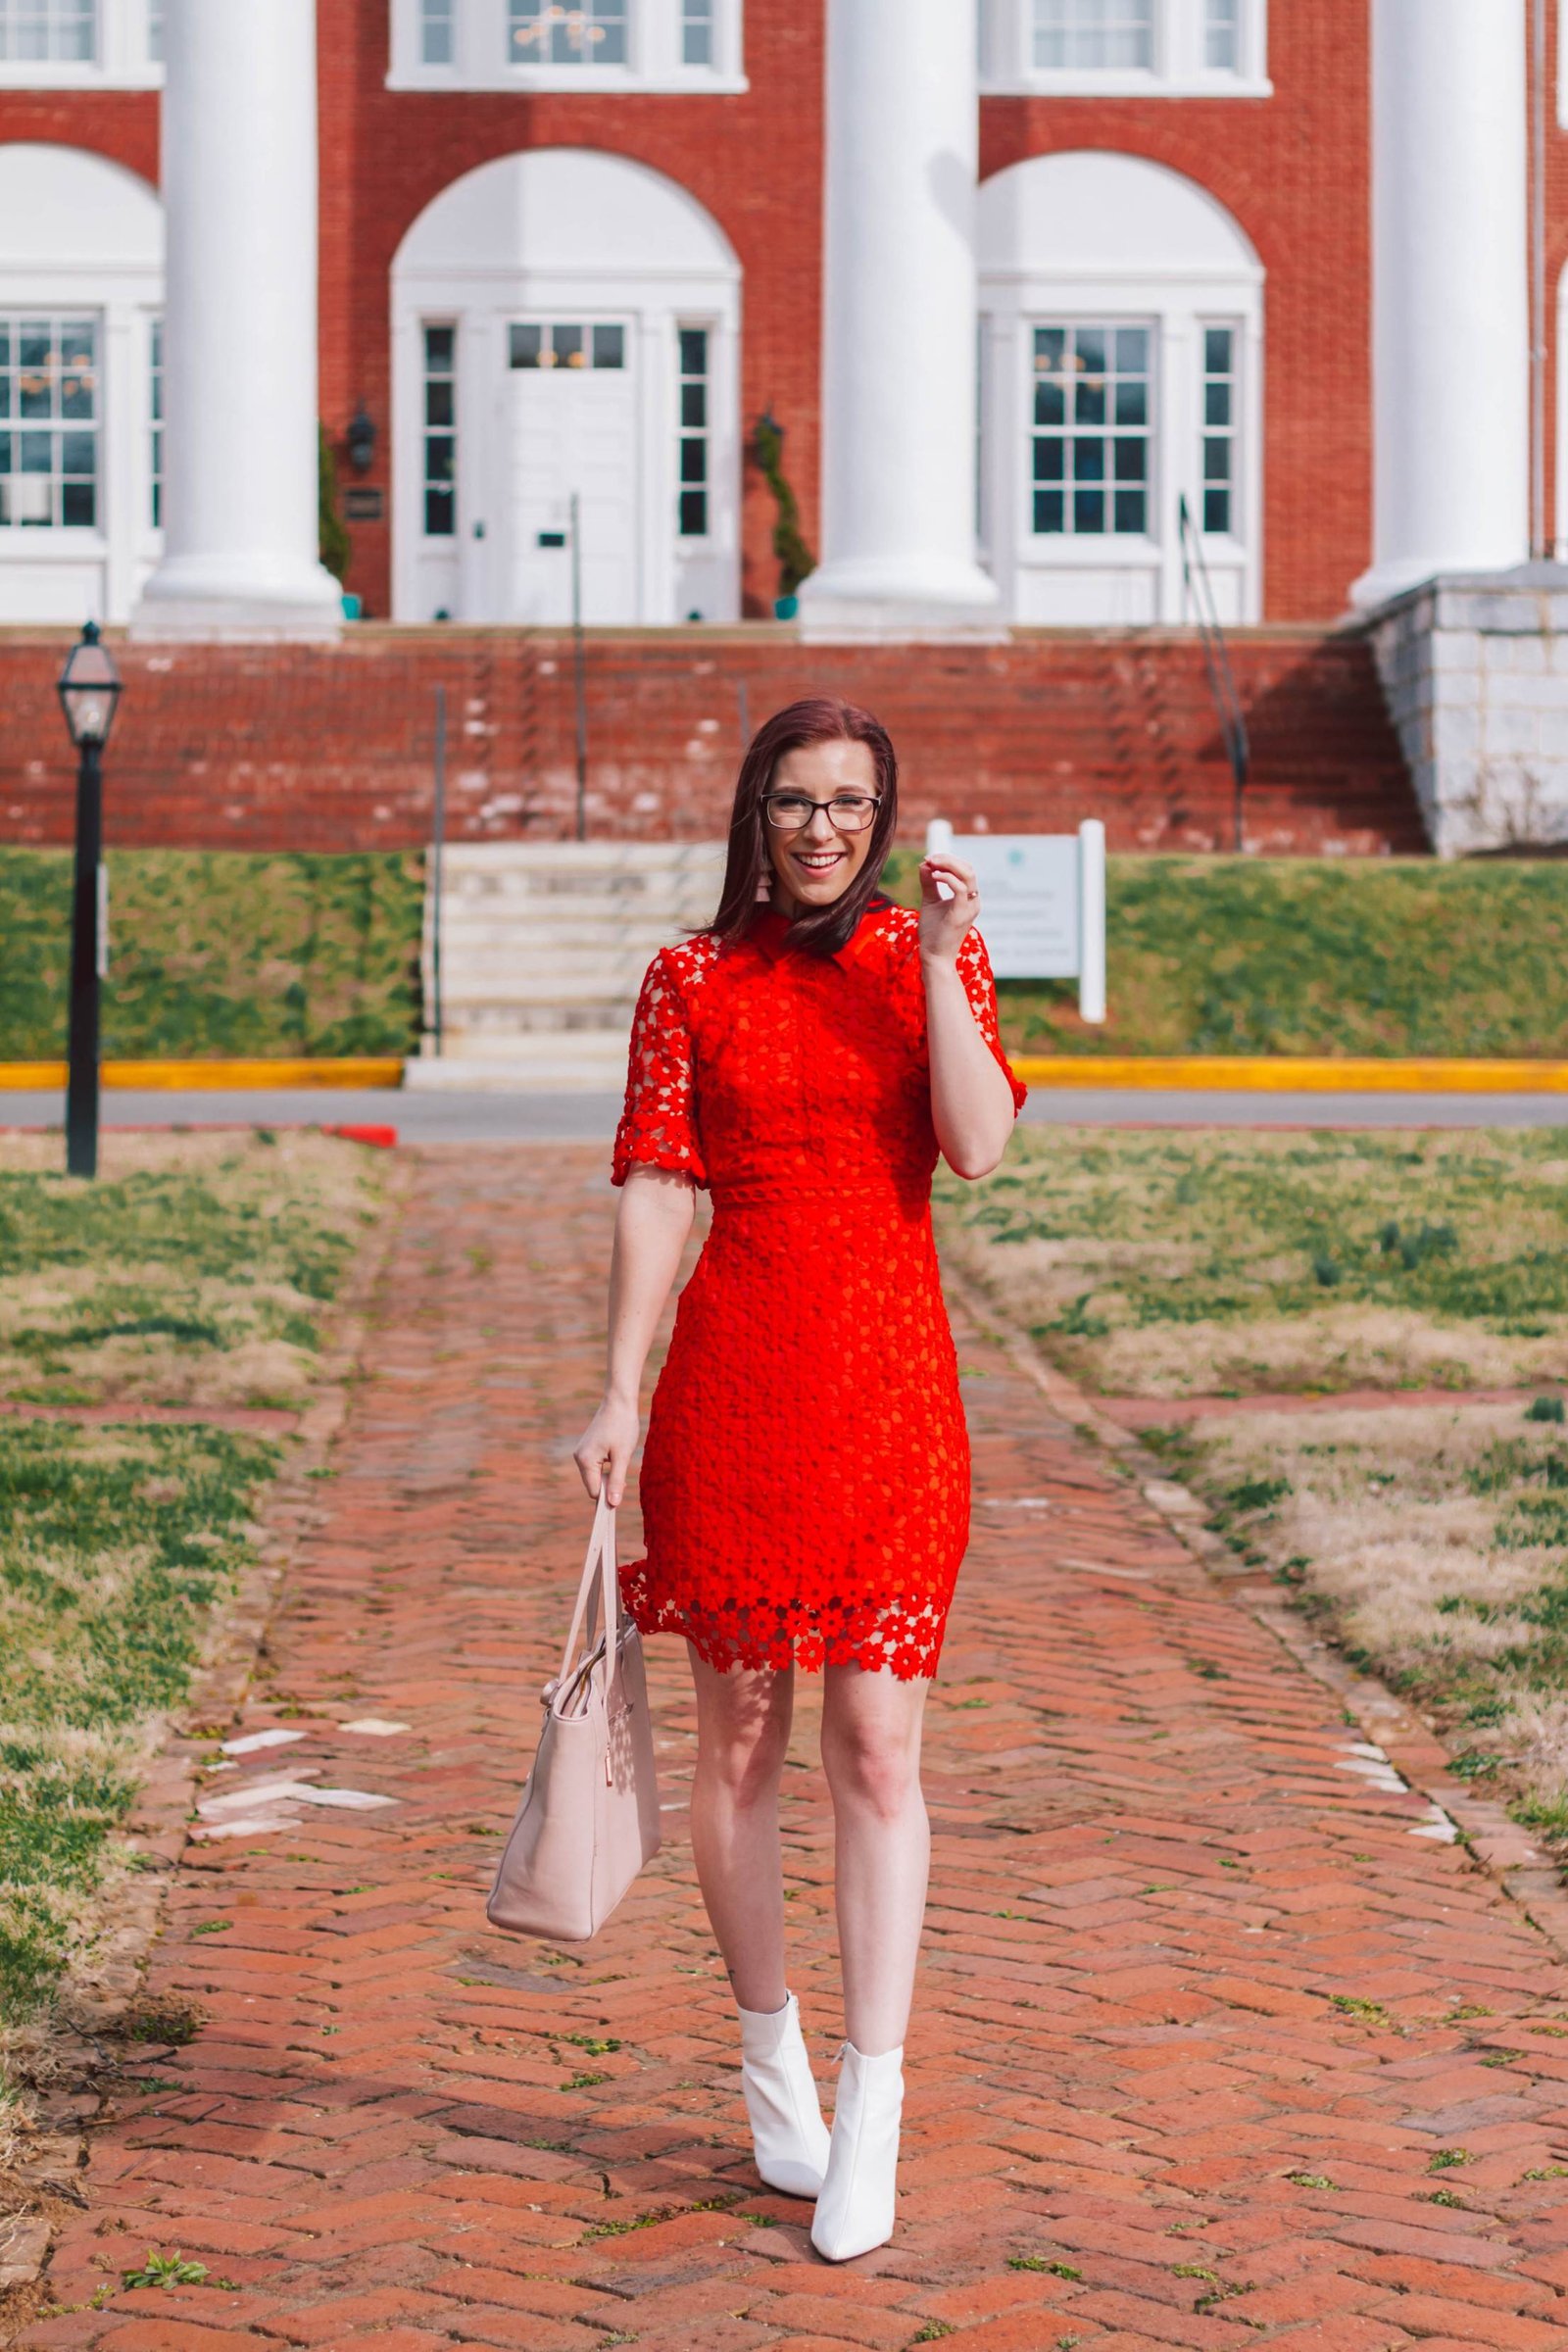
left=425, top=920, right=691, bottom=957
left=406, top=1029, right=630, bottom=1092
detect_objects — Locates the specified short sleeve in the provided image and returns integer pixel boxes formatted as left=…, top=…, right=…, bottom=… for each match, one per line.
left=611, top=951, right=708, bottom=1188
left=957, top=928, right=1029, bottom=1116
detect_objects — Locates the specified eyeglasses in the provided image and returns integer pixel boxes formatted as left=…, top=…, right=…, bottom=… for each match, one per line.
left=762, top=793, right=881, bottom=833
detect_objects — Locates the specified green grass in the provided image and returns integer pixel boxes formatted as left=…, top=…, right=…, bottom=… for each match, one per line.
left=938, top=1127, right=1568, bottom=1397
left=0, top=848, right=422, bottom=1060
left=0, top=1129, right=378, bottom=1410
left=0, top=1132, right=382, bottom=2032
left=0, top=1419, right=273, bottom=2018
left=883, top=852, right=1568, bottom=1058
left=941, top=1123, right=1568, bottom=1867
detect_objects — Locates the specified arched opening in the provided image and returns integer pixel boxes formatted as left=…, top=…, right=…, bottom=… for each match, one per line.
left=977, top=149, right=1263, bottom=625
left=0, top=142, right=163, bottom=624
left=390, top=147, right=742, bottom=625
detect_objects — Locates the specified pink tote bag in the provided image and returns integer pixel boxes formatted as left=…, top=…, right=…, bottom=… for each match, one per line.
left=486, top=1489, right=662, bottom=1942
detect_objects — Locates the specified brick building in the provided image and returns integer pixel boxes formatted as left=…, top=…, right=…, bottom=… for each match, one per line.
left=0, top=0, right=1551, bottom=636
left=0, top=2, right=1559, bottom=857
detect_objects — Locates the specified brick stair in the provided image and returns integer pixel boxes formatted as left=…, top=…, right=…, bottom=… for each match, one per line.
left=0, top=623, right=1427, bottom=856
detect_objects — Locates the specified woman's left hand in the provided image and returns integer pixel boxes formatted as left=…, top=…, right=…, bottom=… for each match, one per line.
left=917, top=855, right=981, bottom=966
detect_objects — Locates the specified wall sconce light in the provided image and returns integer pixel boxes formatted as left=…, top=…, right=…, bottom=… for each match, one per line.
left=347, top=405, right=376, bottom=473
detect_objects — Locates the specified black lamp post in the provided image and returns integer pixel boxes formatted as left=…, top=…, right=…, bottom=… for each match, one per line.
left=56, top=620, right=122, bottom=1179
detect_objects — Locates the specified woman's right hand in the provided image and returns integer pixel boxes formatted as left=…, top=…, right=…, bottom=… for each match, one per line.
left=572, top=1393, right=640, bottom=1506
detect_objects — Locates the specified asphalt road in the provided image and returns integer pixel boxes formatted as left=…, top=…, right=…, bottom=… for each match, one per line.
left=3, top=1085, right=1567, bottom=1143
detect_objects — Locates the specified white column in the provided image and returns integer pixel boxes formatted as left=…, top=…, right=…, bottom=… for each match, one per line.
left=797, top=0, right=1001, bottom=641
left=1352, top=0, right=1529, bottom=608
left=131, top=0, right=341, bottom=640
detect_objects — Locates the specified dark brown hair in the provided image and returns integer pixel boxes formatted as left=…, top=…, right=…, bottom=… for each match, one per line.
left=708, top=696, right=899, bottom=957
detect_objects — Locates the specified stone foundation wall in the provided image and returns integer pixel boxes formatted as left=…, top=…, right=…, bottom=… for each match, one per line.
left=1366, top=564, right=1568, bottom=857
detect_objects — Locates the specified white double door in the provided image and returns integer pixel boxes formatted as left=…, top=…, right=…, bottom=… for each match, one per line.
left=504, top=318, right=639, bottom=624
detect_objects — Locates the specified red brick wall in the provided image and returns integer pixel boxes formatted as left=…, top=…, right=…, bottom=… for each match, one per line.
left=0, top=626, right=1425, bottom=858
left=981, top=0, right=1375, bottom=622
left=3, top=0, right=1561, bottom=619
left=317, top=0, right=823, bottom=623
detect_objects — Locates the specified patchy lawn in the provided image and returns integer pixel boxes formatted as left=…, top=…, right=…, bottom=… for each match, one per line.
left=883, top=852, right=1568, bottom=1058
left=936, top=1126, right=1568, bottom=1398
left=0, top=848, right=421, bottom=1061
left=939, top=1124, right=1568, bottom=1859
left=0, top=1132, right=384, bottom=2053
left=1145, top=1398, right=1568, bottom=1843
left=0, top=1127, right=373, bottom=1411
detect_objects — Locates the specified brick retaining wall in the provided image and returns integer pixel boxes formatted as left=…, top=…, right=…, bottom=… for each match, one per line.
left=0, top=625, right=1427, bottom=856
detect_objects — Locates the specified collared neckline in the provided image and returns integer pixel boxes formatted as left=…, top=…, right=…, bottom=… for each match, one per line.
left=748, top=895, right=901, bottom=969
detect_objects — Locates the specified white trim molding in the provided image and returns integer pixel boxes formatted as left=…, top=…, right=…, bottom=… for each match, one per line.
left=390, top=146, right=742, bottom=626
left=978, top=148, right=1263, bottom=626
left=0, top=142, right=164, bottom=625
left=387, top=0, right=746, bottom=92
left=0, top=0, right=162, bottom=88
left=979, top=0, right=1269, bottom=97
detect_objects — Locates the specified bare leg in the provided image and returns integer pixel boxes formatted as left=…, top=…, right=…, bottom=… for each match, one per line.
left=820, top=1663, right=931, bottom=2055
left=686, top=1645, right=795, bottom=2014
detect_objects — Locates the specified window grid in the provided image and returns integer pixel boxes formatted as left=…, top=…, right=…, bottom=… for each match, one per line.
left=1200, top=324, right=1237, bottom=535
left=422, top=324, right=456, bottom=539
left=681, top=0, right=711, bottom=65
left=150, top=314, right=163, bottom=529
left=676, top=326, right=710, bottom=539
left=509, top=0, right=628, bottom=68
left=508, top=321, right=625, bottom=370
left=420, top=0, right=453, bottom=62
left=0, top=316, right=98, bottom=529
left=1204, top=0, right=1238, bottom=68
left=1031, top=322, right=1152, bottom=539
left=0, top=0, right=95, bottom=59
left=1033, top=0, right=1152, bottom=71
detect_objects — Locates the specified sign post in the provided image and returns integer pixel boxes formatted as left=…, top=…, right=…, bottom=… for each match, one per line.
left=924, top=817, right=1106, bottom=1023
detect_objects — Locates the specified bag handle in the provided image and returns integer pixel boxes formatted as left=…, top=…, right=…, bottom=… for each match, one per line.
left=550, top=1486, right=621, bottom=1706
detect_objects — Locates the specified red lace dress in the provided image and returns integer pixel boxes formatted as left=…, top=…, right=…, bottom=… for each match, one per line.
left=611, top=900, right=1028, bottom=1680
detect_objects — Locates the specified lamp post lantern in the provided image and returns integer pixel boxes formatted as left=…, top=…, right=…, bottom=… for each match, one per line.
left=56, top=621, right=122, bottom=1179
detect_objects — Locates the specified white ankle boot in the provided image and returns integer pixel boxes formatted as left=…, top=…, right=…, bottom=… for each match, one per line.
left=810, top=2040, right=904, bottom=2262
left=737, top=1991, right=831, bottom=2199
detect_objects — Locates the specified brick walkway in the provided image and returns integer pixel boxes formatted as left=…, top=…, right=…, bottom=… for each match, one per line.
left=22, top=1147, right=1568, bottom=2352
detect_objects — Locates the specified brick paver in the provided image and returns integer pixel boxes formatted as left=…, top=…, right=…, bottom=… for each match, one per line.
left=23, top=1147, right=1568, bottom=2350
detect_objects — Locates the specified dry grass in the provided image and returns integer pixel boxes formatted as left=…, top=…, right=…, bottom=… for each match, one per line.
left=0, top=1128, right=380, bottom=1411
left=1146, top=1399, right=1568, bottom=1832
left=937, top=1125, right=1568, bottom=1397
left=0, top=1131, right=386, bottom=2036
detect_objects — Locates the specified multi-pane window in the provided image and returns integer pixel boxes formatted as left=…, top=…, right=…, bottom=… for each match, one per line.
left=149, top=314, right=163, bottom=528
left=1033, top=0, right=1152, bottom=71
left=681, top=0, right=711, bottom=64
left=1031, top=323, right=1151, bottom=538
left=422, top=324, right=456, bottom=537
left=676, top=327, right=709, bottom=538
left=420, top=0, right=454, bottom=62
left=0, top=317, right=98, bottom=528
left=509, top=320, right=625, bottom=370
left=1200, top=324, right=1237, bottom=534
left=509, top=0, right=628, bottom=67
left=1204, top=0, right=1238, bottom=68
left=0, top=0, right=95, bottom=59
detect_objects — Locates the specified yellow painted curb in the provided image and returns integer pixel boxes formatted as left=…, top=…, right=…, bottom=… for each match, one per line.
left=0, top=1058, right=404, bottom=1092
left=1010, top=1054, right=1568, bottom=1094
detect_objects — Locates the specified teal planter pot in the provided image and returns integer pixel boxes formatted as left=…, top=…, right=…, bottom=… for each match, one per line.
left=773, top=594, right=799, bottom=620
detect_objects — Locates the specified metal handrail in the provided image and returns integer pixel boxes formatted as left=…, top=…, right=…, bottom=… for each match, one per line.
left=1177, top=492, right=1250, bottom=854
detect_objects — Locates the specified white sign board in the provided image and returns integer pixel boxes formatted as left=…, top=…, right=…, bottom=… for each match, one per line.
left=925, top=818, right=1106, bottom=1022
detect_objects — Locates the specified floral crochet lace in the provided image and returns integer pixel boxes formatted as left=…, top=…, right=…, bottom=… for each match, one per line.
left=611, top=903, right=1027, bottom=1680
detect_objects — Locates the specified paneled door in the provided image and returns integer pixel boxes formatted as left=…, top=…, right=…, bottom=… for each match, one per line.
left=505, top=318, right=639, bottom=623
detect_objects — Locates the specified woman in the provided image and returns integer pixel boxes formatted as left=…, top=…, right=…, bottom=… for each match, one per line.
left=573, top=696, right=1026, bottom=2262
